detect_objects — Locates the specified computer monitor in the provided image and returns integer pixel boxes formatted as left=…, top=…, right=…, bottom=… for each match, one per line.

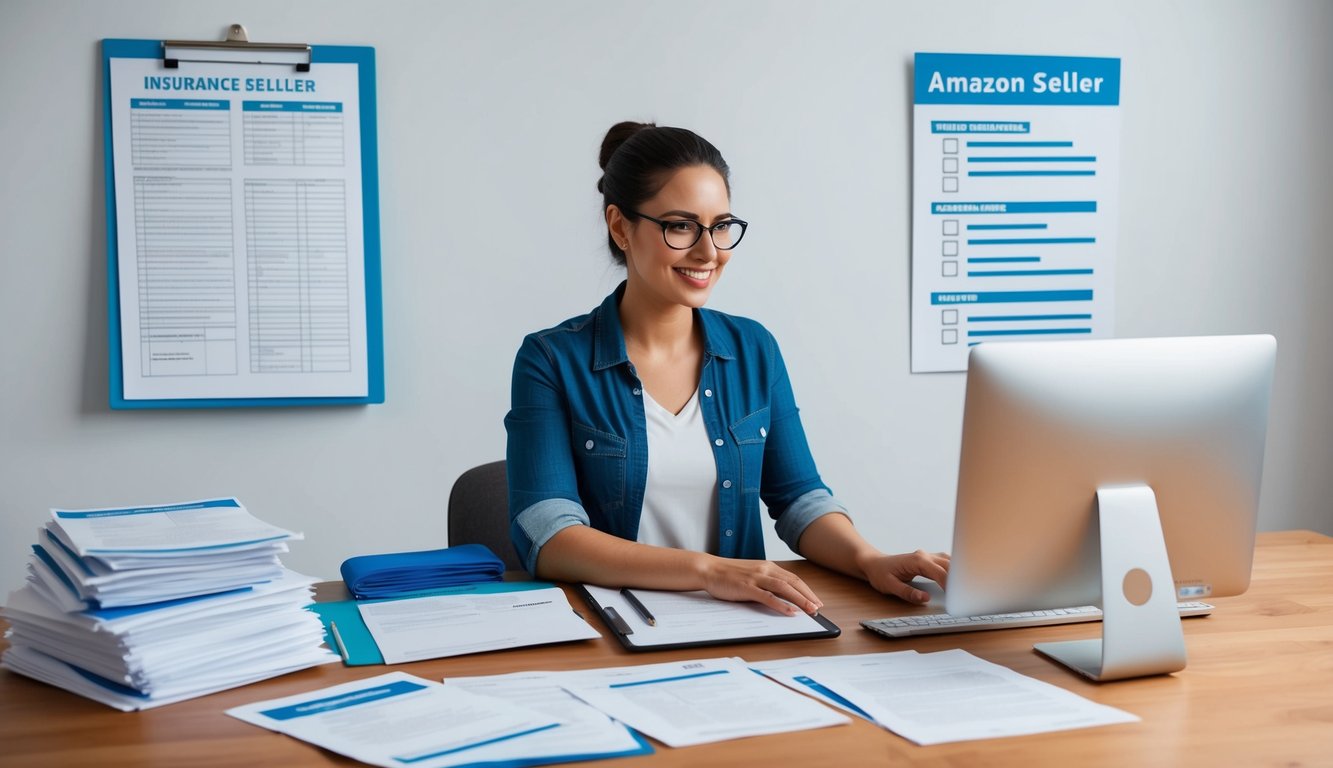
left=945, top=334, right=1276, bottom=681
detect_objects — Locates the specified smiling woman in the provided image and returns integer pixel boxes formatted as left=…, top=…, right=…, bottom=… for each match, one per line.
left=503, top=122, right=950, bottom=614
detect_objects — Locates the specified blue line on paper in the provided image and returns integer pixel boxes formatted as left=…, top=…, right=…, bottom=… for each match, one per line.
left=968, top=156, right=1096, bottom=163
left=967, top=257, right=1041, bottom=263
left=968, top=170, right=1095, bottom=177
left=966, top=224, right=1047, bottom=230
left=794, top=676, right=873, bottom=720
left=394, top=723, right=563, bottom=763
left=967, top=141, right=1073, bottom=147
left=610, top=669, right=730, bottom=688
left=969, top=314, right=1093, bottom=322
left=969, top=328, right=1093, bottom=337
left=968, top=269, right=1094, bottom=277
left=969, top=237, right=1094, bottom=245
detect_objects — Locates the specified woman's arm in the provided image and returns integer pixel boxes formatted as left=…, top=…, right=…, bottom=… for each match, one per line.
left=796, top=512, right=950, bottom=605
left=535, top=524, right=823, bottom=616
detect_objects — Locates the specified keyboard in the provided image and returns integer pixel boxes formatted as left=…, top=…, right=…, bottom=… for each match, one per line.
left=862, top=601, right=1214, bottom=638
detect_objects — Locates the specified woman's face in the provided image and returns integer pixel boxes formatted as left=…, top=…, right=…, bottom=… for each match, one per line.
left=612, top=165, right=734, bottom=311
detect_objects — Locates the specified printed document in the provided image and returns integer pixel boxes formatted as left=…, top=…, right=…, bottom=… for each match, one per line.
left=443, top=670, right=652, bottom=763
left=227, top=672, right=563, bottom=768
left=108, top=55, right=369, bottom=400
left=48, top=498, right=298, bottom=555
left=756, top=649, right=1137, bottom=744
left=911, top=52, right=1122, bottom=372
left=357, top=587, right=600, bottom=664
left=561, top=657, right=849, bottom=747
left=581, top=584, right=829, bottom=646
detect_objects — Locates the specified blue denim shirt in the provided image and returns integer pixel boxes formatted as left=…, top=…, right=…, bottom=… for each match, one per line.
left=505, top=282, right=848, bottom=574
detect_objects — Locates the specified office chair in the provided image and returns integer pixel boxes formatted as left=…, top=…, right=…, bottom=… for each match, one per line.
left=446, top=460, right=526, bottom=573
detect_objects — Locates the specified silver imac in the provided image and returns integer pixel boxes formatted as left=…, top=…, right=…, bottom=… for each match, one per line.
left=945, top=334, right=1276, bottom=681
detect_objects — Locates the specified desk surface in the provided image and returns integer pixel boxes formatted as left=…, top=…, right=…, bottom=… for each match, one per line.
left=2, top=530, right=1331, bottom=768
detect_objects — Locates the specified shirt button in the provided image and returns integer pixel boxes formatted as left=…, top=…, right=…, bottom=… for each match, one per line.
left=714, top=438, right=724, bottom=447
left=585, top=440, right=594, bottom=450
left=632, top=388, right=641, bottom=395
left=722, top=480, right=732, bottom=489
left=759, top=428, right=767, bottom=438
left=704, top=389, right=712, bottom=397
left=725, top=529, right=734, bottom=537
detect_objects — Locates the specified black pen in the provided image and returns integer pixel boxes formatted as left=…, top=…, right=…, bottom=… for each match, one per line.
left=619, top=587, right=656, bottom=626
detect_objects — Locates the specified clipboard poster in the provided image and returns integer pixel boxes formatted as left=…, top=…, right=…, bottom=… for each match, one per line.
left=101, top=38, right=384, bottom=408
left=578, top=585, right=840, bottom=652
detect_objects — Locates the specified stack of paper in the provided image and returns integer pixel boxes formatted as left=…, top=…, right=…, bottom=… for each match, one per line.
left=2, top=498, right=339, bottom=710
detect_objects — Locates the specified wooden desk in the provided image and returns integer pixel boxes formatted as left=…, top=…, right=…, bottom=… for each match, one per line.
left=2, top=530, right=1330, bottom=767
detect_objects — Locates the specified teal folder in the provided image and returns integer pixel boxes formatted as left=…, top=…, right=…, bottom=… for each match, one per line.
left=310, top=581, right=557, bottom=665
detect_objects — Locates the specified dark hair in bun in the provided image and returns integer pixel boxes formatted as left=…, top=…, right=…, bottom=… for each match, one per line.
left=597, top=121, right=730, bottom=264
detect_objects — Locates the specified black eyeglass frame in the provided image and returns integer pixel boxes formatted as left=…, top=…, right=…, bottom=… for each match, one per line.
left=627, top=210, right=749, bottom=251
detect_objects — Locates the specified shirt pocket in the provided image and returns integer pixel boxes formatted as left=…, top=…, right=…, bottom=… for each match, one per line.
left=728, top=407, right=770, bottom=493
left=570, top=422, right=627, bottom=512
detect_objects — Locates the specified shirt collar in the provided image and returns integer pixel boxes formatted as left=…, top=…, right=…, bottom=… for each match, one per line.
left=592, top=281, right=736, bottom=371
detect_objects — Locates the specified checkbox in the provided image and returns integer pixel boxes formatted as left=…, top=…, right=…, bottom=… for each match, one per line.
left=943, top=177, right=959, bottom=193
left=942, top=240, right=958, bottom=257
left=943, top=219, right=959, bottom=236
left=942, top=328, right=959, bottom=344
left=943, top=138, right=958, bottom=154
left=942, top=309, right=959, bottom=325
left=942, top=261, right=958, bottom=277
left=943, top=157, right=959, bottom=173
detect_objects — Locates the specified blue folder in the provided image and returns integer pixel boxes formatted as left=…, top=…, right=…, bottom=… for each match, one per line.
left=340, top=544, right=505, bottom=600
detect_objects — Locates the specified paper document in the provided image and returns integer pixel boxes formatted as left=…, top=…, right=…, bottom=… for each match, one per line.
left=580, top=584, right=835, bottom=648
left=48, top=498, right=299, bottom=555
left=561, top=657, right=849, bottom=748
left=756, top=649, right=1137, bottom=744
left=443, top=670, right=652, bottom=764
left=910, top=52, right=1123, bottom=372
left=228, top=672, right=563, bottom=768
left=107, top=53, right=370, bottom=400
left=357, top=586, right=599, bottom=664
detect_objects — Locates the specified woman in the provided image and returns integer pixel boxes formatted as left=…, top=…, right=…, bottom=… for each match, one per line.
left=505, top=122, right=948, bottom=615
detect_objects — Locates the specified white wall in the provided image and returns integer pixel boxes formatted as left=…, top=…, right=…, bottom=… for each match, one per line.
left=1, top=0, right=1330, bottom=597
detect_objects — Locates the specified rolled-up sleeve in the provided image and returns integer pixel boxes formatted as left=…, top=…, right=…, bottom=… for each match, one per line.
left=504, top=334, right=589, bottom=572
left=773, top=488, right=851, bottom=555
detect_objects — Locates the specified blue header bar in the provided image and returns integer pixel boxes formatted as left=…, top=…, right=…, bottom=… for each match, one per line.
left=55, top=498, right=241, bottom=519
left=131, top=98, right=229, bottom=110
left=261, top=681, right=427, bottom=721
left=243, top=101, right=344, bottom=113
left=932, top=290, right=1094, bottom=305
left=932, top=201, right=1097, bottom=215
left=915, top=53, right=1120, bottom=106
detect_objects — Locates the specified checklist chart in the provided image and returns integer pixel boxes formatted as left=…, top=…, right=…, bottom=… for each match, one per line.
left=910, top=53, right=1121, bottom=373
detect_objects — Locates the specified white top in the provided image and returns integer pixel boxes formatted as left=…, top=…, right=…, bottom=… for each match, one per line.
left=636, top=388, right=719, bottom=553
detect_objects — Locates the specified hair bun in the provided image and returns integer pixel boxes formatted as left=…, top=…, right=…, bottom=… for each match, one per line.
left=598, top=120, right=656, bottom=171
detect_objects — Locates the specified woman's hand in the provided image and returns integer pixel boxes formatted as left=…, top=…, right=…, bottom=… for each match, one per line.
left=859, top=550, right=951, bottom=605
left=696, top=556, right=824, bottom=616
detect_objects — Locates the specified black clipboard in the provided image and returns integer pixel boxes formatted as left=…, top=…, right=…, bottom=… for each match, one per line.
left=577, top=584, right=840, bottom=652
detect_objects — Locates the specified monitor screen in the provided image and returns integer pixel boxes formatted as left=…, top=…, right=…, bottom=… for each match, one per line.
left=945, top=334, right=1276, bottom=622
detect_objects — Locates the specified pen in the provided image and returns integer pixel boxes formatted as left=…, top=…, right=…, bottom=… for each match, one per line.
left=329, top=621, right=349, bottom=664
left=620, top=588, right=656, bottom=626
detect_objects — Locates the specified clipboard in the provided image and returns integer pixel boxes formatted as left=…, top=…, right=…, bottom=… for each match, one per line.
left=101, top=27, right=384, bottom=408
left=577, top=584, right=840, bottom=652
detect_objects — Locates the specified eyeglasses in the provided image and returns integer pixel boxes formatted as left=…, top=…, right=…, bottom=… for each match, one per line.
left=628, top=210, right=749, bottom=250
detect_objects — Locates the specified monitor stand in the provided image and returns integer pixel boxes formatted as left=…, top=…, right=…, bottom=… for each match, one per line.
left=1034, top=485, right=1187, bottom=681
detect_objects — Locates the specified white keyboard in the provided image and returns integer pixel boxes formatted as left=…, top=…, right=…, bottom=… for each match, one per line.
left=862, top=601, right=1213, bottom=638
